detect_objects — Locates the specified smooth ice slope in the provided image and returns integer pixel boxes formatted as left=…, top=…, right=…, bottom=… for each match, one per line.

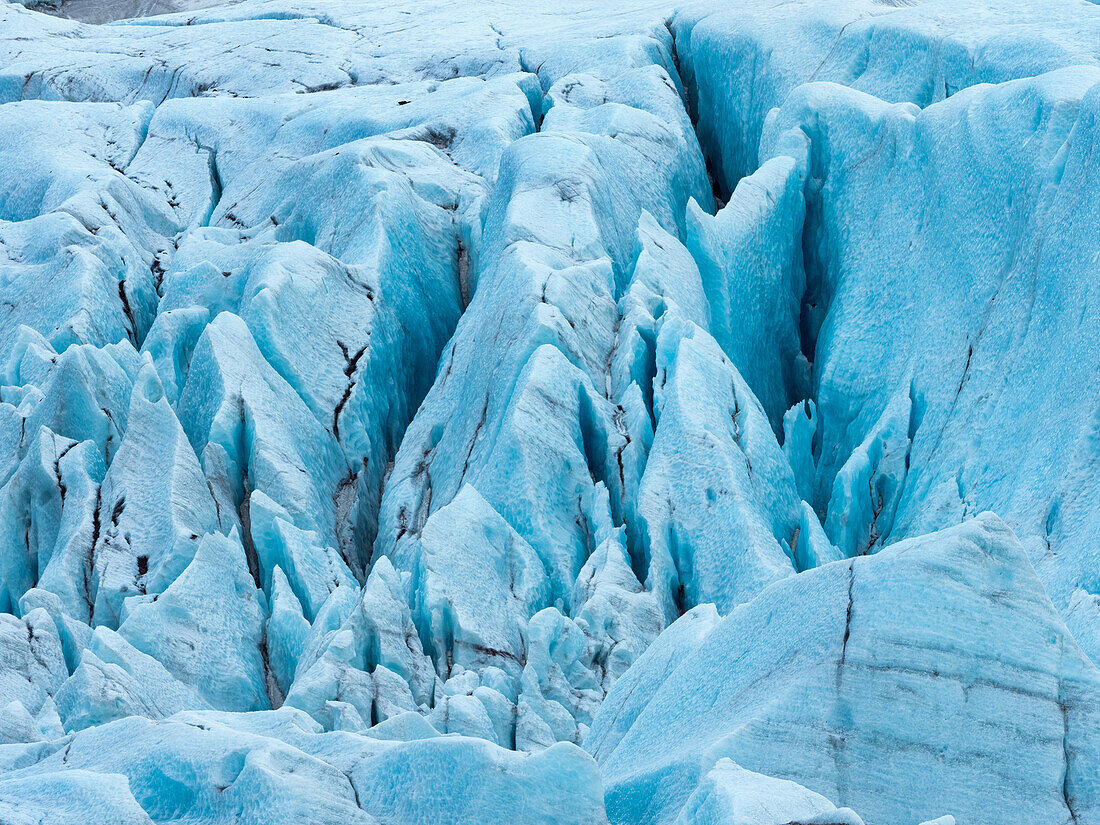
left=2, top=0, right=1100, bottom=821
left=589, top=514, right=1100, bottom=825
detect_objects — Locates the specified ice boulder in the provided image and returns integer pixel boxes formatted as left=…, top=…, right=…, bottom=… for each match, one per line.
left=674, top=760, right=864, bottom=825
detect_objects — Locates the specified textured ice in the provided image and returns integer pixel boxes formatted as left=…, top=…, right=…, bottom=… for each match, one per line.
left=2, top=0, right=1100, bottom=821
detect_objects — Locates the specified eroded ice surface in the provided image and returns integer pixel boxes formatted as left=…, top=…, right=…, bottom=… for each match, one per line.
left=1, top=0, right=1100, bottom=822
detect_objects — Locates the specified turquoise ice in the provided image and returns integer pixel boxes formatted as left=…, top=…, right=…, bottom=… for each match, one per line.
left=1, top=0, right=1100, bottom=822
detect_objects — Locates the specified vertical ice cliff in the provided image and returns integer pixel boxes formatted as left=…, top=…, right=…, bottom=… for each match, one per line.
left=1, top=0, right=1100, bottom=822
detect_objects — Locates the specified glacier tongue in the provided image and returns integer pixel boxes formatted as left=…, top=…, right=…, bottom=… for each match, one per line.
left=1, top=0, right=1100, bottom=822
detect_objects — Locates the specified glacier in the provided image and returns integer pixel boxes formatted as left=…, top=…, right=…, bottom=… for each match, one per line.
left=1, top=0, right=1100, bottom=821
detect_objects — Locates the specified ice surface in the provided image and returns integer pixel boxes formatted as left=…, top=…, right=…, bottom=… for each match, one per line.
left=1, top=0, right=1100, bottom=821
left=590, top=514, right=1100, bottom=825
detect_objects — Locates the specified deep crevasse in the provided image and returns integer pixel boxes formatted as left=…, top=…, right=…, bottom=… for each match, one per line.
left=1, top=0, right=1100, bottom=823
